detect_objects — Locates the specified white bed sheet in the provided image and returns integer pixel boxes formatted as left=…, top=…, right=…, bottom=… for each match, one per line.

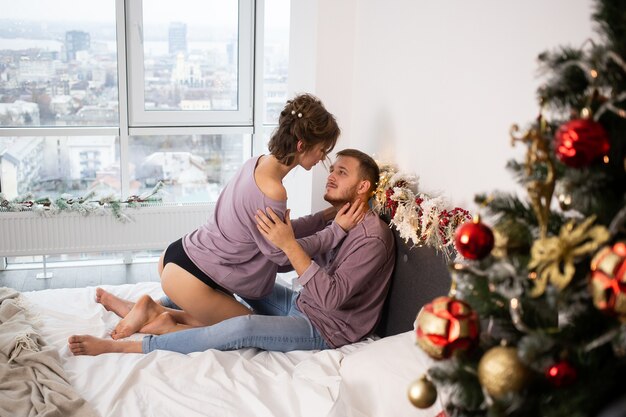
left=22, top=282, right=371, bottom=417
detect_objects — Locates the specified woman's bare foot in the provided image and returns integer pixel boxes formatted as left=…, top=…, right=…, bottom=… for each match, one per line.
left=68, top=335, right=142, bottom=356
left=139, top=311, right=182, bottom=335
left=96, top=288, right=135, bottom=318
left=111, top=295, right=163, bottom=339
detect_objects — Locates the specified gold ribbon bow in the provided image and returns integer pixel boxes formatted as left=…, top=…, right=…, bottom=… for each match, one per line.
left=528, top=216, right=610, bottom=297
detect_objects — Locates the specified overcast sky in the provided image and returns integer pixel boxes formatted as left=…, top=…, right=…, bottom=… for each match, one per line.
left=0, top=0, right=289, bottom=28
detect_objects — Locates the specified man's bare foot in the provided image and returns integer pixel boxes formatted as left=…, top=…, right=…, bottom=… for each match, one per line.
left=139, top=311, right=182, bottom=335
left=96, top=288, right=135, bottom=318
left=68, top=335, right=142, bottom=356
left=111, top=295, right=163, bottom=339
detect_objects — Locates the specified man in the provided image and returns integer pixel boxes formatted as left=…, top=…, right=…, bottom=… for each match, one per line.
left=68, top=149, right=395, bottom=355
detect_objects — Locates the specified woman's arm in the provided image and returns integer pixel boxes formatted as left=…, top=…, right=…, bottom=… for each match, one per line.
left=256, top=209, right=314, bottom=273
left=255, top=203, right=365, bottom=273
left=289, top=211, right=327, bottom=238
left=250, top=208, right=346, bottom=267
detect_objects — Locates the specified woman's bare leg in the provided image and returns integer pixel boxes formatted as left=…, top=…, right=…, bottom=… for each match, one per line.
left=96, top=288, right=134, bottom=318
left=111, top=297, right=193, bottom=339
left=96, top=250, right=166, bottom=319
left=97, top=288, right=186, bottom=323
left=157, top=248, right=251, bottom=326
left=108, top=252, right=251, bottom=338
left=111, top=295, right=197, bottom=339
left=160, top=263, right=251, bottom=327
left=139, top=311, right=193, bottom=335
left=111, top=263, right=251, bottom=339
left=111, top=295, right=166, bottom=339
left=68, top=335, right=142, bottom=356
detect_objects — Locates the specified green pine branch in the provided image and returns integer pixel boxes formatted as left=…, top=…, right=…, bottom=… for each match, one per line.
left=474, top=192, right=565, bottom=236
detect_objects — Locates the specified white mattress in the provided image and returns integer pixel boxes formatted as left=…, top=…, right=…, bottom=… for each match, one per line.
left=22, top=282, right=442, bottom=417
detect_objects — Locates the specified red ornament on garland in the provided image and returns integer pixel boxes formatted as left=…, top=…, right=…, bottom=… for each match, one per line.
left=415, top=296, right=480, bottom=359
left=545, top=360, right=577, bottom=387
left=554, top=118, right=610, bottom=168
left=385, top=189, right=399, bottom=217
left=454, top=215, right=494, bottom=260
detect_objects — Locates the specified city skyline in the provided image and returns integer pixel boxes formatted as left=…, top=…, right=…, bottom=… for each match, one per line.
left=0, top=19, right=253, bottom=43
left=0, top=12, right=288, bottom=204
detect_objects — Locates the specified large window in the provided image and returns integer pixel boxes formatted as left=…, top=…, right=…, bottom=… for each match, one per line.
left=0, top=0, right=289, bottom=203
left=0, top=0, right=290, bottom=267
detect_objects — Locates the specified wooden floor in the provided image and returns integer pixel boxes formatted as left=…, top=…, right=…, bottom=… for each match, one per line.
left=0, top=261, right=160, bottom=292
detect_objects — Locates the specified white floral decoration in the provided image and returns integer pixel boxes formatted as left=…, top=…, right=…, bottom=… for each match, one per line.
left=372, top=163, right=471, bottom=261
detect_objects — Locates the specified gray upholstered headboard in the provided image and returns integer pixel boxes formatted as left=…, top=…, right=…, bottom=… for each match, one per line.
left=375, top=224, right=452, bottom=338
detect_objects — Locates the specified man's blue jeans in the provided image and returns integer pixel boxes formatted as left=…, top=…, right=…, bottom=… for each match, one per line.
left=143, top=285, right=329, bottom=354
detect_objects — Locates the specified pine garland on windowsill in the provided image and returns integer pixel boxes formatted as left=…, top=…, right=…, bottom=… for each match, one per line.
left=0, top=182, right=164, bottom=223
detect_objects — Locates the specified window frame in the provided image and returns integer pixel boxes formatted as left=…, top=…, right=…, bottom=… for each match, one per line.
left=125, top=0, right=255, bottom=127
left=0, top=0, right=299, bottom=269
left=0, top=0, right=266, bottom=199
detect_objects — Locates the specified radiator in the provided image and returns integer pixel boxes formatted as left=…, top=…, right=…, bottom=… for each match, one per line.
left=0, top=203, right=214, bottom=257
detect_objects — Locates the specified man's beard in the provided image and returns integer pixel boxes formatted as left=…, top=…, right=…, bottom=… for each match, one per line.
left=323, top=185, right=358, bottom=206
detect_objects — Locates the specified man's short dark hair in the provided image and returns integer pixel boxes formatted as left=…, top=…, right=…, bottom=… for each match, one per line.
left=336, top=149, right=380, bottom=196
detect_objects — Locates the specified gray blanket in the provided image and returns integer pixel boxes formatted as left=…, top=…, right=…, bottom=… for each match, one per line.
left=0, top=287, right=99, bottom=417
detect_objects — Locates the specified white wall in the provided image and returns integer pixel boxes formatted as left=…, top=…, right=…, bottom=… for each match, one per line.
left=309, top=0, right=596, bottom=211
left=281, top=0, right=319, bottom=218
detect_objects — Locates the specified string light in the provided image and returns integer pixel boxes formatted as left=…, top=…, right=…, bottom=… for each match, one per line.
left=547, top=44, right=626, bottom=120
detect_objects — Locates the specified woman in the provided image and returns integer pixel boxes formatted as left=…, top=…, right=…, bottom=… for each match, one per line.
left=106, top=93, right=364, bottom=339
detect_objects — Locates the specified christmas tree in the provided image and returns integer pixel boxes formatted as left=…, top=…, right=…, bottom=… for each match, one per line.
left=409, top=1, right=626, bottom=416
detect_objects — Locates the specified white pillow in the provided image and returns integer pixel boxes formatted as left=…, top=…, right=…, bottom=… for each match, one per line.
left=327, top=331, right=443, bottom=417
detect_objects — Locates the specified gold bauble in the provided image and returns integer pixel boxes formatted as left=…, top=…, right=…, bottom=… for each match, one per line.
left=407, top=375, right=437, bottom=409
left=477, top=346, right=530, bottom=399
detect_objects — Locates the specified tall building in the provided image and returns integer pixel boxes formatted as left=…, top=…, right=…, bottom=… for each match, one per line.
left=65, top=31, right=91, bottom=62
left=169, top=22, right=188, bottom=55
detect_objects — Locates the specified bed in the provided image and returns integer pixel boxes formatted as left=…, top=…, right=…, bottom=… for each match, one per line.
left=1, top=227, right=452, bottom=417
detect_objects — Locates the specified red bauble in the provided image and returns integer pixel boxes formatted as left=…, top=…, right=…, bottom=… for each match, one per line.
left=545, top=360, right=577, bottom=387
left=454, top=217, right=494, bottom=260
left=415, top=296, right=480, bottom=359
left=589, top=241, right=626, bottom=318
left=554, top=118, right=610, bottom=168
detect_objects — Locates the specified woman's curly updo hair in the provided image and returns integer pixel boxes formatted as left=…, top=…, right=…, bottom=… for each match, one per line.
left=268, top=93, right=340, bottom=166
